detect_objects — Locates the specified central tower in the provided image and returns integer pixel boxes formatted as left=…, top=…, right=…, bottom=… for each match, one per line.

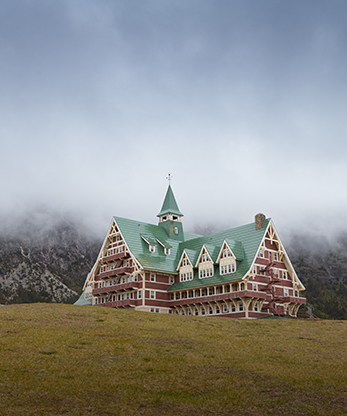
left=157, top=183, right=184, bottom=240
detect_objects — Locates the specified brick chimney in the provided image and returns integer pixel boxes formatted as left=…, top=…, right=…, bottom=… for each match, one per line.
left=255, top=213, right=266, bottom=230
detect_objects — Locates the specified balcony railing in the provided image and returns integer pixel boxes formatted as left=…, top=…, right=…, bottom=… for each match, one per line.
left=93, top=281, right=141, bottom=295
left=96, top=266, right=134, bottom=280
left=170, top=290, right=267, bottom=306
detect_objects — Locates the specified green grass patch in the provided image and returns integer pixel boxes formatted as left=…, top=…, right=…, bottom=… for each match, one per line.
left=0, top=303, right=346, bottom=415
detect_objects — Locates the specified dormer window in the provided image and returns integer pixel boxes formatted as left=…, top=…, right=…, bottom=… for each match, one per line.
left=219, top=243, right=236, bottom=275
left=149, top=245, right=156, bottom=253
left=164, top=247, right=170, bottom=255
left=179, top=252, right=193, bottom=282
left=162, top=216, right=167, bottom=221
left=198, top=248, right=214, bottom=278
left=172, top=215, right=178, bottom=221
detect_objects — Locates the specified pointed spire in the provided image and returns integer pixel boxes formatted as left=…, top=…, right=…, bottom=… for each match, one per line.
left=157, top=185, right=183, bottom=218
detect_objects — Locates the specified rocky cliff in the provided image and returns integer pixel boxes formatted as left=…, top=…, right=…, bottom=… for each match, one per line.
left=0, top=215, right=100, bottom=304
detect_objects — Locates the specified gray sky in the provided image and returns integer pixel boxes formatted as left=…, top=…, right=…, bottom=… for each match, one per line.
left=1, top=0, right=347, bottom=239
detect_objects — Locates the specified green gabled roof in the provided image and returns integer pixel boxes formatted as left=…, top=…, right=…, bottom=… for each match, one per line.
left=115, top=216, right=189, bottom=273
left=114, top=214, right=270, bottom=290
left=140, top=235, right=157, bottom=245
left=168, top=218, right=271, bottom=291
left=225, top=238, right=244, bottom=260
left=74, top=291, right=92, bottom=306
left=157, top=185, right=183, bottom=217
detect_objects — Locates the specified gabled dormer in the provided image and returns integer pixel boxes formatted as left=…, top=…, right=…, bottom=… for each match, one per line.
left=216, top=240, right=237, bottom=275
left=157, top=184, right=184, bottom=240
left=177, top=250, right=193, bottom=282
left=195, top=246, right=214, bottom=278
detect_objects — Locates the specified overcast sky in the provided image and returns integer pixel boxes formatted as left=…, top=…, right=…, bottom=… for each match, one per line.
left=1, top=0, right=347, bottom=240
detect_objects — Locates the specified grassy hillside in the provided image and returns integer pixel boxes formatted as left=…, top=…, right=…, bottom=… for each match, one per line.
left=1, top=304, right=346, bottom=416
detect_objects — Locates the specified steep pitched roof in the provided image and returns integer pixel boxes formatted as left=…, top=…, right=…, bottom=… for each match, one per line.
left=114, top=216, right=197, bottom=273
left=115, top=214, right=271, bottom=290
left=168, top=219, right=270, bottom=290
left=157, top=185, right=184, bottom=217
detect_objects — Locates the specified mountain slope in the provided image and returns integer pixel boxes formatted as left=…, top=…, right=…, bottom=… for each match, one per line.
left=0, top=216, right=100, bottom=304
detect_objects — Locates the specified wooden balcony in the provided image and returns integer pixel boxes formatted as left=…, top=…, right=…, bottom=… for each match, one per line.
left=101, top=251, right=129, bottom=263
left=93, top=281, right=141, bottom=295
left=282, top=296, right=306, bottom=304
left=96, top=266, right=134, bottom=280
left=170, top=290, right=267, bottom=307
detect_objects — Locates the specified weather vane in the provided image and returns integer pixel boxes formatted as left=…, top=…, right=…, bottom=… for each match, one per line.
left=166, top=174, right=173, bottom=185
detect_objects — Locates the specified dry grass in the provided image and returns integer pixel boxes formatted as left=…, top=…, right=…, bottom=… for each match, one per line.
left=0, top=303, right=346, bottom=415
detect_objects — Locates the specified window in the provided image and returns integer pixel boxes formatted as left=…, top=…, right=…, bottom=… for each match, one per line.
left=202, top=307, right=206, bottom=315
left=170, top=275, right=174, bottom=283
left=284, top=288, right=288, bottom=297
left=150, top=291, right=155, bottom=299
left=149, top=245, right=155, bottom=253
left=165, top=247, right=170, bottom=255
left=223, top=304, right=228, bottom=312
left=156, top=308, right=160, bottom=313
left=254, top=302, right=258, bottom=312
left=150, top=308, right=155, bottom=313
left=231, top=303, right=236, bottom=312
left=283, top=271, right=287, bottom=279
left=195, top=308, right=199, bottom=316
left=162, top=216, right=167, bottom=221
left=150, top=273, right=155, bottom=282
left=172, top=215, right=178, bottom=221
left=253, top=283, right=257, bottom=291
left=209, top=306, right=213, bottom=314
left=170, top=293, right=174, bottom=300
left=259, top=249, right=264, bottom=258
left=239, top=302, right=243, bottom=311
left=175, top=292, right=180, bottom=300
left=138, top=290, right=142, bottom=299
left=216, top=306, right=220, bottom=314
left=274, top=252, right=278, bottom=261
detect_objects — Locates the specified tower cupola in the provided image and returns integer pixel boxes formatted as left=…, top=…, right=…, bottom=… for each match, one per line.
left=157, top=184, right=183, bottom=223
left=157, top=182, right=184, bottom=240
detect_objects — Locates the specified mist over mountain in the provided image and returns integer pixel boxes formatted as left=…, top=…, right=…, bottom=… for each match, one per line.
left=1, top=211, right=347, bottom=319
left=0, top=211, right=101, bottom=304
